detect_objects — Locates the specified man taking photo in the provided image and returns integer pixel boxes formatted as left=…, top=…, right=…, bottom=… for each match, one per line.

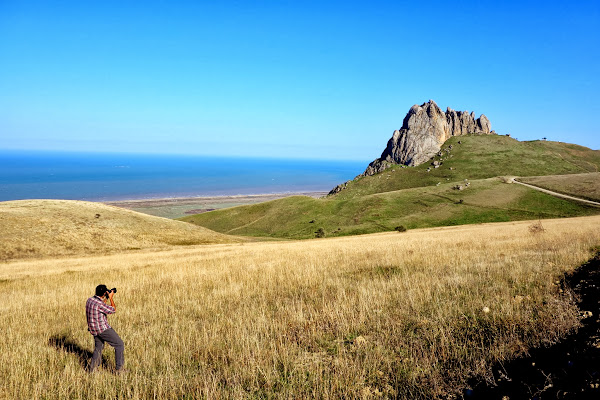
left=85, top=284, right=125, bottom=373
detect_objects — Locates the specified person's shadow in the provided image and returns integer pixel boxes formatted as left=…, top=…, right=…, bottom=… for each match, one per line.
left=48, top=333, right=110, bottom=372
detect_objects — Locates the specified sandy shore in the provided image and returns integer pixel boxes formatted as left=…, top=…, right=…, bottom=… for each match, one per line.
left=105, top=191, right=327, bottom=219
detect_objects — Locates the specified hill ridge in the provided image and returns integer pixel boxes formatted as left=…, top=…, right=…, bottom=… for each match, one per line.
left=0, top=199, right=241, bottom=261
left=183, top=135, right=600, bottom=239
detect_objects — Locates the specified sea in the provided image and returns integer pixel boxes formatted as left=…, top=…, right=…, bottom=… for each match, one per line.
left=0, top=150, right=368, bottom=202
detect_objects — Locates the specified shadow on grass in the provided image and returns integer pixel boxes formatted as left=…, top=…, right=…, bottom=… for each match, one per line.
left=48, top=333, right=110, bottom=372
left=465, top=252, right=600, bottom=399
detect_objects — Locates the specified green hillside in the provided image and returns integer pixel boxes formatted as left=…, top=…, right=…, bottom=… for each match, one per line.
left=181, top=178, right=599, bottom=239
left=180, top=135, right=600, bottom=239
left=334, top=135, right=600, bottom=200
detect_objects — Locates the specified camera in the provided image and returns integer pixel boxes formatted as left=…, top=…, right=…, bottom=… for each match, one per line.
left=104, top=287, right=117, bottom=298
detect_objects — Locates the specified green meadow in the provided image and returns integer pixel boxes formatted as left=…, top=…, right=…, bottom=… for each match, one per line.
left=181, top=136, right=600, bottom=239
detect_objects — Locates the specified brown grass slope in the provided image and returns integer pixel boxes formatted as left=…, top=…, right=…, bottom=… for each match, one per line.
left=519, top=172, right=600, bottom=202
left=0, top=200, right=240, bottom=261
left=1, top=216, right=599, bottom=398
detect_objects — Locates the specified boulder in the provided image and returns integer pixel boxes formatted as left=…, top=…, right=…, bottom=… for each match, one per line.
left=327, top=182, right=348, bottom=196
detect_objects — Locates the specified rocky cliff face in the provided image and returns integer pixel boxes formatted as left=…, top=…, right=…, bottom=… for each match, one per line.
left=329, top=100, right=496, bottom=195
left=364, top=100, right=494, bottom=175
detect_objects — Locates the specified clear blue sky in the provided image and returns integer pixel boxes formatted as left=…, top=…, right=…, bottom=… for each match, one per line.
left=1, top=0, right=599, bottom=160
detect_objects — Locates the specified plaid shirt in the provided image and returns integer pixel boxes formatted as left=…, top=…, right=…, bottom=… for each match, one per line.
left=86, top=295, right=115, bottom=335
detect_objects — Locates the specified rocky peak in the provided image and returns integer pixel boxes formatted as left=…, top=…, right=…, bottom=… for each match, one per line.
left=363, top=100, right=494, bottom=175
left=328, top=100, right=496, bottom=195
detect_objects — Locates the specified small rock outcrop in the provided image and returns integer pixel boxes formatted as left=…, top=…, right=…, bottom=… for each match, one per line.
left=328, top=100, right=496, bottom=196
left=363, top=100, right=494, bottom=175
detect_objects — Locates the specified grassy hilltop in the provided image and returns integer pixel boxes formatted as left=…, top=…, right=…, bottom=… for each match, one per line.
left=0, top=199, right=241, bottom=261
left=181, top=135, right=600, bottom=238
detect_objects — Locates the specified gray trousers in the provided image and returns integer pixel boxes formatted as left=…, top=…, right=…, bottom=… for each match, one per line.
left=90, top=328, right=124, bottom=371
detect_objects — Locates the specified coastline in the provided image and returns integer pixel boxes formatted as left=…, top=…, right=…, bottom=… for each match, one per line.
left=105, top=191, right=327, bottom=219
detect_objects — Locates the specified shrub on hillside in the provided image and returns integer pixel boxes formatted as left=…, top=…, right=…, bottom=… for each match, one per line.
left=315, top=228, right=325, bottom=238
left=529, top=220, right=545, bottom=234
left=395, top=225, right=407, bottom=233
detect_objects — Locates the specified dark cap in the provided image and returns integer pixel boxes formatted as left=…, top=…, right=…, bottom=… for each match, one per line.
left=95, top=284, right=108, bottom=297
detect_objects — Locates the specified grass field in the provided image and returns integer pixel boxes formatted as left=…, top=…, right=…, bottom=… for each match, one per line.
left=0, top=200, right=241, bottom=261
left=2, top=136, right=599, bottom=398
left=519, top=172, right=600, bottom=202
left=1, top=215, right=599, bottom=399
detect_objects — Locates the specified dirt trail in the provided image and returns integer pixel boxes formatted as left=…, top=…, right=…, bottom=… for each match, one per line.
left=512, top=179, right=600, bottom=208
left=465, top=253, right=600, bottom=399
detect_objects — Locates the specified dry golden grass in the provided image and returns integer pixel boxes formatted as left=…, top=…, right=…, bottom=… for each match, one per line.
left=1, top=216, right=599, bottom=399
left=0, top=200, right=241, bottom=261
left=520, top=172, right=600, bottom=202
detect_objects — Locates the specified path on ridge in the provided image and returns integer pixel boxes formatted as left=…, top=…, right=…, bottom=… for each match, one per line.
left=511, top=178, right=600, bottom=208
